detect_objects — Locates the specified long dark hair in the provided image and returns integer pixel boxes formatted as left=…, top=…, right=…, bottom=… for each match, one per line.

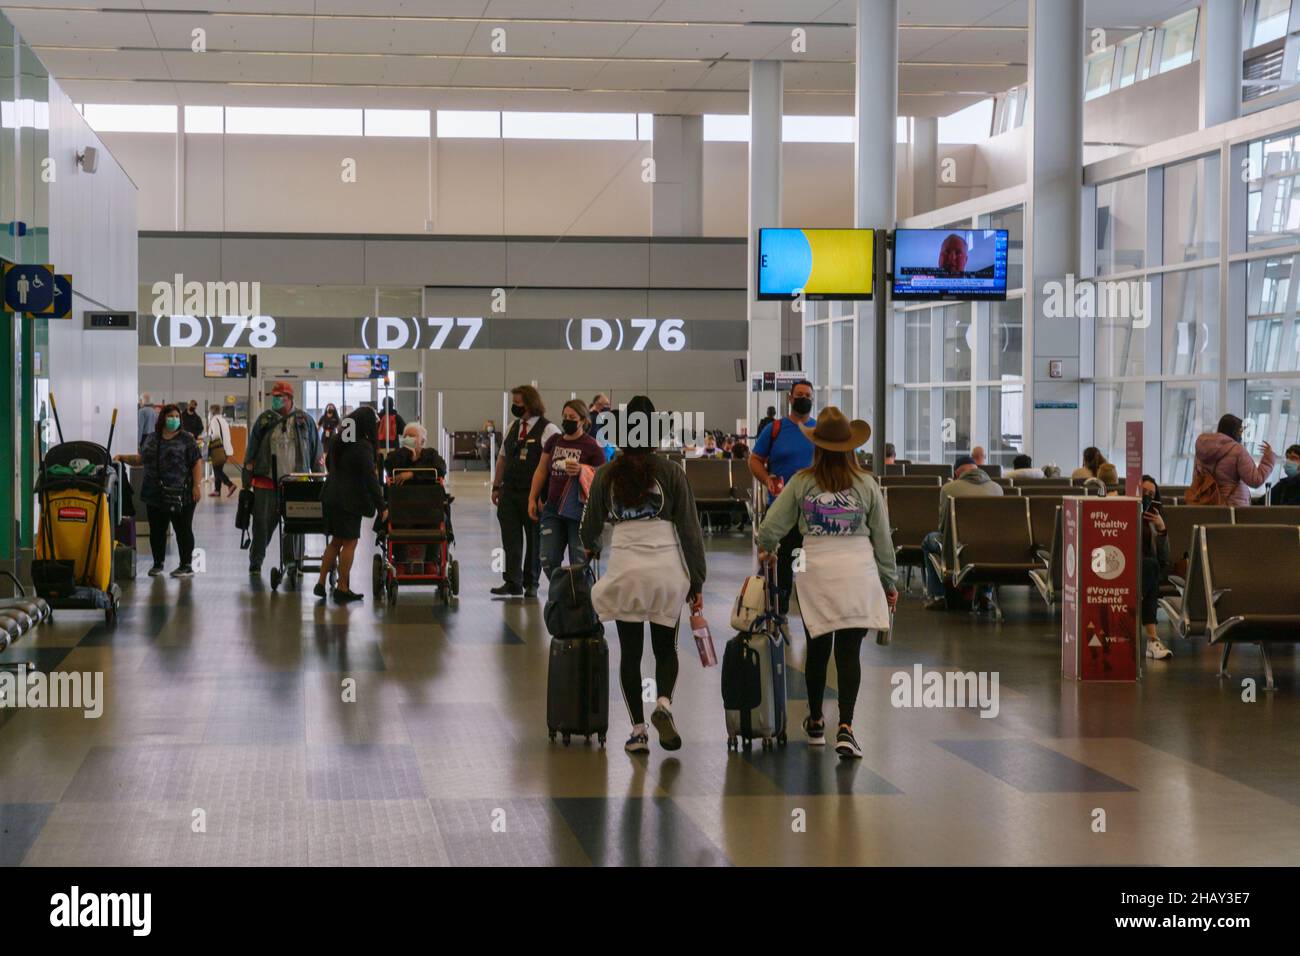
left=608, top=394, right=657, bottom=509
left=328, top=405, right=379, bottom=470
left=1082, top=446, right=1106, bottom=474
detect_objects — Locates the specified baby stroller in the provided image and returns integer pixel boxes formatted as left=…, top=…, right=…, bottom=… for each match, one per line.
left=372, top=469, right=458, bottom=605
left=32, top=405, right=122, bottom=626
left=270, top=464, right=335, bottom=592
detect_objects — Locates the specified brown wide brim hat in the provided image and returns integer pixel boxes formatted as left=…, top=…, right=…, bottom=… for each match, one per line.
left=798, top=406, right=871, bottom=452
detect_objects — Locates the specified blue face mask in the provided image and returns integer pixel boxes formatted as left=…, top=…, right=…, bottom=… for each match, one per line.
left=1285, top=460, right=1299, bottom=478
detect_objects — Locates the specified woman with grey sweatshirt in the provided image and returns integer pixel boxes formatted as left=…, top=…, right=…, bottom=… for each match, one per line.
left=580, top=395, right=707, bottom=755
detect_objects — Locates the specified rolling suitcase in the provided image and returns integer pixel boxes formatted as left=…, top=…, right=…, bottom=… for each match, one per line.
left=721, top=560, right=787, bottom=751
left=544, top=563, right=608, bottom=747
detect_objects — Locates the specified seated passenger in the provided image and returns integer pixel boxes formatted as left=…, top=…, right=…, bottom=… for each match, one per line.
left=922, top=455, right=1003, bottom=611
left=883, top=443, right=896, bottom=466
left=699, top=434, right=725, bottom=459
left=1138, top=475, right=1173, bottom=661
left=1072, top=446, right=1119, bottom=486
left=385, top=423, right=446, bottom=484
left=1005, top=454, right=1045, bottom=480
left=1271, top=444, right=1300, bottom=505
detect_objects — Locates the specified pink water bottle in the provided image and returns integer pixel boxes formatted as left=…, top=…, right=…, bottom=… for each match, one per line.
left=692, top=613, right=717, bottom=667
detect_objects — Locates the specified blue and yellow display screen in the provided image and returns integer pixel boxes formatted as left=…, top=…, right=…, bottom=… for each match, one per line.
left=757, top=228, right=874, bottom=301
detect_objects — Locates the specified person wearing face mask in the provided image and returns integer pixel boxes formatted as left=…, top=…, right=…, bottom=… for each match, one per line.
left=1270, top=444, right=1300, bottom=505
left=384, top=422, right=447, bottom=484
left=243, top=381, right=324, bottom=576
left=114, top=403, right=203, bottom=578
left=1137, top=475, right=1174, bottom=661
left=180, top=400, right=204, bottom=440
left=376, top=396, right=407, bottom=462
left=748, top=380, right=817, bottom=634
left=529, top=399, right=606, bottom=582
left=492, top=385, right=560, bottom=598
left=318, top=403, right=341, bottom=452
left=1191, top=414, right=1274, bottom=506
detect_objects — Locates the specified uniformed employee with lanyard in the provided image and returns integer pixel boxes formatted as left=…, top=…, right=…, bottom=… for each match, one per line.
left=491, top=384, right=559, bottom=598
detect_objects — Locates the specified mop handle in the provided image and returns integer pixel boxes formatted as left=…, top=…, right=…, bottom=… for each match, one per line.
left=49, top=391, right=65, bottom=443
left=105, top=407, right=118, bottom=455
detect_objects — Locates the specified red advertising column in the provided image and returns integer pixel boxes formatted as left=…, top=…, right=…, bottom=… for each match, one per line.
left=1061, top=496, right=1142, bottom=682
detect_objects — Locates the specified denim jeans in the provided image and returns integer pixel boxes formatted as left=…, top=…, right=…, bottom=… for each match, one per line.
left=540, top=503, right=584, bottom=583
left=922, top=531, right=945, bottom=598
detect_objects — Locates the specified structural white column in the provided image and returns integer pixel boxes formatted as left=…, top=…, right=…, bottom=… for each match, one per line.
left=747, top=60, right=784, bottom=426
left=652, top=114, right=703, bottom=237
left=1026, top=0, right=1084, bottom=472
left=854, top=0, right=898, bottom=466
left=911, top=115, right=938, bottom=216
left=1199, top=0, right=1243, bottom=129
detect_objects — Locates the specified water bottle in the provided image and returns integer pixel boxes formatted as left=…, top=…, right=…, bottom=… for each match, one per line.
left=692, top=613, right=717, bottom=667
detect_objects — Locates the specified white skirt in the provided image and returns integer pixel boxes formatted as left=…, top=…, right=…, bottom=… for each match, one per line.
left=793, top=534, right=891, bottom=637
left=592, top=519, right=691, bottom=629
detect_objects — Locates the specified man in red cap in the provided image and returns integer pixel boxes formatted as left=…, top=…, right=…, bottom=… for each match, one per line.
left=243, top=380, right=323, bottom=575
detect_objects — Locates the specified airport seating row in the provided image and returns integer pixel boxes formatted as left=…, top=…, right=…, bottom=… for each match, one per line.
left=0, top=570, right=51, bottom=659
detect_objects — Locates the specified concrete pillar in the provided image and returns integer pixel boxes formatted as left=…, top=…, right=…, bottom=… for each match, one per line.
left=747, top=60, right=783, bottom=415
left=911, top=115, right=938, bottom=216
left=1026, top=0, right=1085, bottom=472
left=854, top=0, right=898, bottom=467
left=1199, top=0, right=1242, bottom=129
left=652, top=114, right=703, bottom=237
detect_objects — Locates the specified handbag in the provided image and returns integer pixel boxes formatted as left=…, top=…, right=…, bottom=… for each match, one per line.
left=208, top=419, right=228, bottom=468
left=730, top=574, right=768, bottom=632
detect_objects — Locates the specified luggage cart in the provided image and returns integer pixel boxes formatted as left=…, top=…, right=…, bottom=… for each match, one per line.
left=270, top=470, right=334, bottom=592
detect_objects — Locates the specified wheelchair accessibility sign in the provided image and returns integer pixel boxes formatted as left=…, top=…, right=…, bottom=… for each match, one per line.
left=3, top=262, right=55, bottom=314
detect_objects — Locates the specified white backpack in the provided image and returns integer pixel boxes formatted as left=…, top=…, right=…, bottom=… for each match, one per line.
left=730, top=574, right=768, bottom=632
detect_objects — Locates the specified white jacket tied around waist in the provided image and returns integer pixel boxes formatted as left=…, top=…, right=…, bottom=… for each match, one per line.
left=794, top=533, right=892, bottom=637
left=591, top=519, right=690, bottom=628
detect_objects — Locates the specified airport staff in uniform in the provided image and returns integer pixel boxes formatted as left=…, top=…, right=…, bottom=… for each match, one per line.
left=747, top=379, right=817, bottom=636
left=243, top=380, right=324, bottom=576
left=491, top=385, right=559, bottom=598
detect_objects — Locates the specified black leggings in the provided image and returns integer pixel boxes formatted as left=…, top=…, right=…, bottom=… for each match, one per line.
left=1141, top=556, right=1160, bottom=626
left=804, top=628, right=867, bottom=726
left=146, top=502, right=196, bottom=568
left=615, top=620, right=679, bottom=725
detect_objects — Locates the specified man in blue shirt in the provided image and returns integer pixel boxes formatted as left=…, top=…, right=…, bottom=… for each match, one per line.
left=748, top=380, right=816, bottom=625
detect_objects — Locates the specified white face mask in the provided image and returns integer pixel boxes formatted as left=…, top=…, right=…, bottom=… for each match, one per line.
left=400, top=435, right=418, bottom=450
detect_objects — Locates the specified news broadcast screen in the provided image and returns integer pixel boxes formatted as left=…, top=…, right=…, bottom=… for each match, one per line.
left=891, top=228, right=1009, bottom=301
left=203, top=352, right=249, bottom=378
left=756, top=228, right=874, bottom=300
left=345, top=353, right=390, bottom=380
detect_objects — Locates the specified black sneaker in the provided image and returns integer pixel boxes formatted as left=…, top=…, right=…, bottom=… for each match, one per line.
left=650, top=703, right=681, bottom=751
left=523, top=585, right=538, bottom=599
left=624, top=729, right=650, bottom=753
left=803, top=715, right=826, bottom=747
left=248, top=563, right=262, bottom=576
left=835, top=726, right=863, bottom=760
left=923, top=597, right=947, bottom=611
left=333, top=589, right=364, bottom=605
left=147, top=563, right=165, bottom=577
left=313, top=582, right=327, bottom=599
left=170, top=566, right=194, bottom=578
left=490, top=583, right=522, bottom=596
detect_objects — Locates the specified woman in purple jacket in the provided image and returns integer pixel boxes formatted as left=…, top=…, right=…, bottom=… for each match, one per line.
left=1193, top=414, right=1275, bottom=506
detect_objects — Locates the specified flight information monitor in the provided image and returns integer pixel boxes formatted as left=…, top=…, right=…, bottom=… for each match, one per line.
left=203, top=352, right=249, bottom=378
left=345, top=353, right=390, bottom=380
left=757, top=228, right=874, bottom=301
left=891, top=228, right=1009, bottom=301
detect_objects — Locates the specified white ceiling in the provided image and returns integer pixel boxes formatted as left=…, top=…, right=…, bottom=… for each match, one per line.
left=2, top=0, right=1199, bottom=116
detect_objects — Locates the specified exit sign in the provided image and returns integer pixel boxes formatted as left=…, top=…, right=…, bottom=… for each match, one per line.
left=309, top=361, right=324, bottom=369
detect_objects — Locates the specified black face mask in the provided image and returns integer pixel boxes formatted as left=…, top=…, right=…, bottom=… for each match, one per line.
left=791, top=397, right=813, bottom=416
left=511, top=404, right=525, bottom=419
left=561, top=419, right=580, bottom=436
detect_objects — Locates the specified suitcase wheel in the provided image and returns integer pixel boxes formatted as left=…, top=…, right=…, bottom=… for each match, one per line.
left=562, top=733, right=571, bottom=746
left=743, top=738, right=753, bottom=752
left=777, top=731, right=788, bottom=746
left=726, top=736, right=736, bottom=751
left=548, top=730, right=556, bottom=742
left=762, top=737, right=773, bottom=751
left=598, top=734, right=606, bottom=748
left=269, top=567, right=282, bottom=591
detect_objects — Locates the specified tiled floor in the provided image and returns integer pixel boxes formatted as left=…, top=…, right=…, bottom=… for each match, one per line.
left=3, top=473, right=1300, bottom=866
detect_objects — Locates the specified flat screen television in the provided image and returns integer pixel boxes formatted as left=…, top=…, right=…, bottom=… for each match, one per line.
left=891, top=228, right=1009, bottom=301
left=757, top=228, right=874, bottom=301
left=345, top=353, right=390, bottom=380
left=203, top=352, right=249, bottom=378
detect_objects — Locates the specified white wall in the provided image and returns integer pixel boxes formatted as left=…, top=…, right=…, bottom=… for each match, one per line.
left=46, top=86, right=140, bottom=450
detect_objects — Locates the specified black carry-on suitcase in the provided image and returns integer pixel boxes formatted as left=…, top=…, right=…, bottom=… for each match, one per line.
left=544, top=563, right=608, bottom=747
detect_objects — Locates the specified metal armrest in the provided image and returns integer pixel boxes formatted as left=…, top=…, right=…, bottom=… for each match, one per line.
left=1167, top=575, right=1186, bottom=593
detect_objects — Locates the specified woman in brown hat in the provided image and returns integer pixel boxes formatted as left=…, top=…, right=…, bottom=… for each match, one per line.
left=756, top=406, right=898, bottom=759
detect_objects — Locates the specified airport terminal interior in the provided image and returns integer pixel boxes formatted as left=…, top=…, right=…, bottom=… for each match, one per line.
left=1, top=0, right=1300, bottom=870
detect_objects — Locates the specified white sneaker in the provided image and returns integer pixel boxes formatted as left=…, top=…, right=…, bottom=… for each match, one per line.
left=1146, top=639, right=1173, bottom=660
